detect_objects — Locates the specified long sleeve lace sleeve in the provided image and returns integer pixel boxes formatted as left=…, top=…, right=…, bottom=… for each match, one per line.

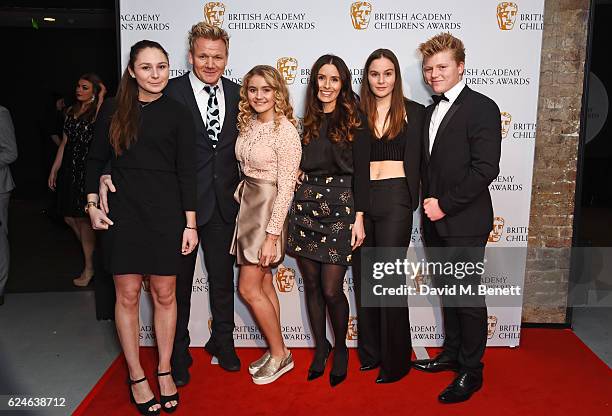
left=266, top=120, right=302, bottom=235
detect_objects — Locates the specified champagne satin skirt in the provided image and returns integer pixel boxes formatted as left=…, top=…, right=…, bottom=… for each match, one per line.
left=230, top=176, right=287, bottom=266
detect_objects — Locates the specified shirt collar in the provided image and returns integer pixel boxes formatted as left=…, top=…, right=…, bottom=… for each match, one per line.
left=188, top=71, right=224, bottom=95
left=443, top=80, right=465, bottom=103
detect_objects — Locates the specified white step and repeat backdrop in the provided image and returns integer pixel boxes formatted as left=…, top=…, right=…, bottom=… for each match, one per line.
left=119, top=1, right=544, bottom=348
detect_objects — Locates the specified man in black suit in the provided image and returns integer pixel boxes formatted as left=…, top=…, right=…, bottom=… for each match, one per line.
left=412, top=33, right=502, bottom=404
left=99, top=22, right=241, bottom=384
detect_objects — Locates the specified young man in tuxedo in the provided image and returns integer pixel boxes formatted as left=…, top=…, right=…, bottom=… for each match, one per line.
left=99, top=22, right=241, bottom=385
left=412, top=33, right=502, bottom=404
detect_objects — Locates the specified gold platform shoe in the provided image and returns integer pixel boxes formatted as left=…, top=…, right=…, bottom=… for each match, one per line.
left=249, top=350, right=271, bottom=375
left=251, top=351, right=294, bottom=385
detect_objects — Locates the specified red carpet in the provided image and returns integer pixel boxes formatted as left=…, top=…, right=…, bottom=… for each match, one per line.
left=74, top=329, right=611, bottom=415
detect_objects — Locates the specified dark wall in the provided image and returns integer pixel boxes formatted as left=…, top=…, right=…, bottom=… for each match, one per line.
left=0, top=26, right=118, bottom=198
left=581, top=4, right=612, bottom=205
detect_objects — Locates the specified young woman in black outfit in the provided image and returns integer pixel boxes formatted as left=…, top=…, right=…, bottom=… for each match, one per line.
left=287, top=55, right=368, bottom=387
left=353, top=49, right=425, bottom=383
left=48, top=73, right=106, bottom=287
left=86, top=40, right=198, bottom=415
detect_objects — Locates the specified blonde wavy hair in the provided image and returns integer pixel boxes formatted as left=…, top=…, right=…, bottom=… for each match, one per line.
left=237, top=65, right=297, bottom=132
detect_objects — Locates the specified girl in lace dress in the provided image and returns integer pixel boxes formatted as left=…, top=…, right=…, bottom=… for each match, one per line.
left=231, top=65, right=301, bottom=385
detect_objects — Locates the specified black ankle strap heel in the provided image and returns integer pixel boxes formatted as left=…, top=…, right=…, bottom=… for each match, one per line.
left=128, top=376, right=160, bottom=415
left=157, top=371, right=179, bottom=414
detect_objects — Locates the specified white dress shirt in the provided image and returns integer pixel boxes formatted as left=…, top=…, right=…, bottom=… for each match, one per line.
left=428, top=80, right=465, bottom=154
left=189, top=71, right=226, bottom=129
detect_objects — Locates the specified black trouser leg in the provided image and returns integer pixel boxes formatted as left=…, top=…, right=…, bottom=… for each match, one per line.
left=429, top=233, right=488, bottom=375
left=356, top=179, right=413, bottom=377
left=201, top=202, right=237, bottom=348
left=369, top=180, right=413, bottom=380
left=354, top=214, right=381, bottom=367
left=172, top=247, right=197, bottom=368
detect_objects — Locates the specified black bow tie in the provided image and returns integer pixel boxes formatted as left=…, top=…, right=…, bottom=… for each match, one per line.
left=431, top=93, right=449, bottom=105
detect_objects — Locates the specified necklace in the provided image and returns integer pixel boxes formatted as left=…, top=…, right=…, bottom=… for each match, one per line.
left=139, top=94, right=163, bottom=108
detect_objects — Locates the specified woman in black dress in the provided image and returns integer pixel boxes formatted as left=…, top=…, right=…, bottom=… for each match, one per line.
left=48, top=73, right=105, bottom=287
left=353, top=49, right=424, bottom=383
left=86, top=40, right=198, bottom=415
left=287, top=55, right=368, bottom=387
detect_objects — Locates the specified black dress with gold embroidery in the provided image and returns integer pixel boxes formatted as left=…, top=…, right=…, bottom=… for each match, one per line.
left=286, top=115, right=368, bottom=265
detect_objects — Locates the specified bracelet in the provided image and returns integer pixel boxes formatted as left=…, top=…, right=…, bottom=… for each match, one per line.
left=84, top=201, right=98, bottom=213
left=185, top=225, right=197, bottom=230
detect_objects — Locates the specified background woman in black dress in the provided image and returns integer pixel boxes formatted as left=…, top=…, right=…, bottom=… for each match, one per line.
left=86, top=41, right=198, bottom=415
left=287, top=55, right=367, bottom=387
left=353, top=48, right=424, bottom=384
left=48, top=73, right=106, bottom=287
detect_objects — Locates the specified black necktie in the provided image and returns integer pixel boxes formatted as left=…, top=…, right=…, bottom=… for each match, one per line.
left=431, top=93, right=449, bottom=105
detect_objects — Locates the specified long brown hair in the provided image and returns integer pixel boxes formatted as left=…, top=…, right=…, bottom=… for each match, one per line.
left=66, top=73, right=103, bottom=123
left=360, top=49, right=406, bottom=140
left=302, top=55, right=360, bottom=145
left=237, top=65, right=297, bottom=132
left=109, top=40, right=168, bottom=155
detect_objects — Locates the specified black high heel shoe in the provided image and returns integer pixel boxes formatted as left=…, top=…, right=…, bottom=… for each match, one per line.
left=128, top=376, right=160, bottom=416
left=329, top=347, right=349, bottom=387
left=157, top=371, right=179, bottom=413
left=307, top=339, right=332, bottom=381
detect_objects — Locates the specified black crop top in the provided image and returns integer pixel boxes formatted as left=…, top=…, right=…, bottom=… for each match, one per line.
left=370, top=129, right=407, bottom=161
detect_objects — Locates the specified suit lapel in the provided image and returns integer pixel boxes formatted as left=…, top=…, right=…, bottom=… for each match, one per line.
left=216, top=77, right=237, bottom=148
left=430, top=86, right=469, bottom=158
left=423, top=105, right=434, bottom=164
left=180, top=73, right=209, bottom=145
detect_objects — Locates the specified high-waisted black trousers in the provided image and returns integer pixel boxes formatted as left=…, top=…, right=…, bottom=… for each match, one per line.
left=354, top=178, right=413, bottom=380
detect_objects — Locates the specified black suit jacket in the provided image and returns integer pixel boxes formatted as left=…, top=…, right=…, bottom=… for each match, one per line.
left=165, top=74, right=241, bottom=226
left=421, top=85, right=501, bottom=238
left=356, top=99, right=424, bottom=212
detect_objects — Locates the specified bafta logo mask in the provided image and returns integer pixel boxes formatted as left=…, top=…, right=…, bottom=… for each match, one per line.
left=347, top=316, right=358, bottom=340
left=204, top=2, right=226, bottom=27
left=350, top=2, right=372, bottom=30
left=487, top=315, right=498, bottom=339
left=497, top=2, right=519, bottom=30
left=500, top=112, right=512, bottom=139
left=276, top=57, right=298, bottom=85
left=488, top=216, right=505, bottom=243
left=275, top=264, right=296, bottom=293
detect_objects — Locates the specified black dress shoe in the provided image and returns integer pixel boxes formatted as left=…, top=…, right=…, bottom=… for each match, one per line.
left=412, top=355, right=459, bottom=373
left=329, top=348, right=348, bottom=387
left=375, top=369, right=408, bottom=384
left=359, top=362, right=380, bottom=371
left=205, top=342, right=241, bottom=372
left=438, top=372, right=483, bottom=404
left=172, top=366, right=190, bottom=387
left=307, top=339, right=332, bottom=381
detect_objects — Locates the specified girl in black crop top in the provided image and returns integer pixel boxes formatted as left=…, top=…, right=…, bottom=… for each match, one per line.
left=287, top=55, right=368, bottom=387
left=353, top=48, right=426, bottom=384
